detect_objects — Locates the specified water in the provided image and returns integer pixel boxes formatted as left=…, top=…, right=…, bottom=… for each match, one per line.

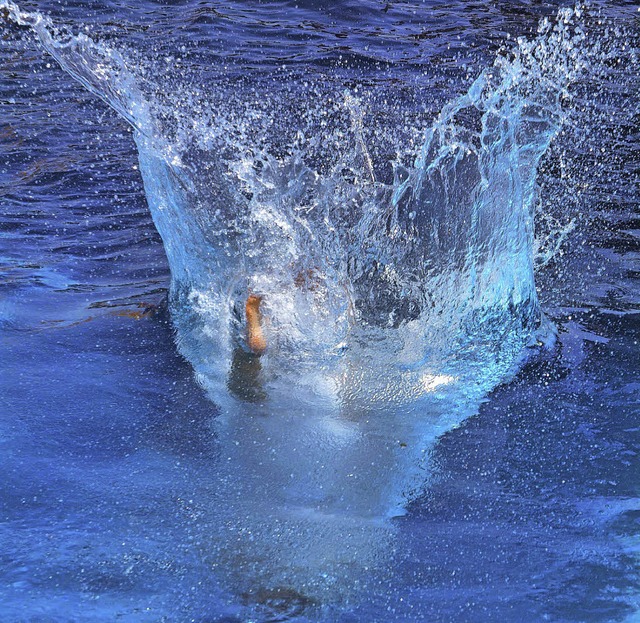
left=1, top=1, right=638, bottom=621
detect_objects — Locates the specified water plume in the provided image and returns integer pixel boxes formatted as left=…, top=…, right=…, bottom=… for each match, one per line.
left=2, top=0, right=618, bottom=612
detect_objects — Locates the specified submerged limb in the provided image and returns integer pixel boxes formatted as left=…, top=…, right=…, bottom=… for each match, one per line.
left=227, top=346, right=266, bottom=403
left=246, top=294, right=267, bottom=355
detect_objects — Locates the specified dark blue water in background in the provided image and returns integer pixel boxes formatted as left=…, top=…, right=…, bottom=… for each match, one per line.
left=1, top=1, right=638, bottom=622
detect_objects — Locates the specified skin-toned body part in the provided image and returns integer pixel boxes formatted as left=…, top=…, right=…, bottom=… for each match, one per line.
left=245, top=294, right=267, bottom=355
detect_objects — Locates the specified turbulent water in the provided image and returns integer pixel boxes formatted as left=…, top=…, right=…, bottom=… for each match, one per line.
left=1, top=1, right=638, bottom=622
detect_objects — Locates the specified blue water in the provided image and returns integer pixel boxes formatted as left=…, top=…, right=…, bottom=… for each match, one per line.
left=1, top=1, right=638, bottom=621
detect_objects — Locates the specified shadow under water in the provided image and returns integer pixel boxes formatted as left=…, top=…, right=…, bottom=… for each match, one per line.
left=2, top=0, right=632, bottom=616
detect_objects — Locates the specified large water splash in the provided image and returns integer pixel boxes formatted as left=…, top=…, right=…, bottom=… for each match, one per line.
left=2, top=0, right=617, bottom=611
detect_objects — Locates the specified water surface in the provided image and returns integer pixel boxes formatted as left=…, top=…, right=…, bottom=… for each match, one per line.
left=1, top=1, right=638, bottom=621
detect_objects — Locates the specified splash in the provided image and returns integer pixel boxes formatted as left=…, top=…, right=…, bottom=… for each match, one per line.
left=2, top=0, right=614, bottom=611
